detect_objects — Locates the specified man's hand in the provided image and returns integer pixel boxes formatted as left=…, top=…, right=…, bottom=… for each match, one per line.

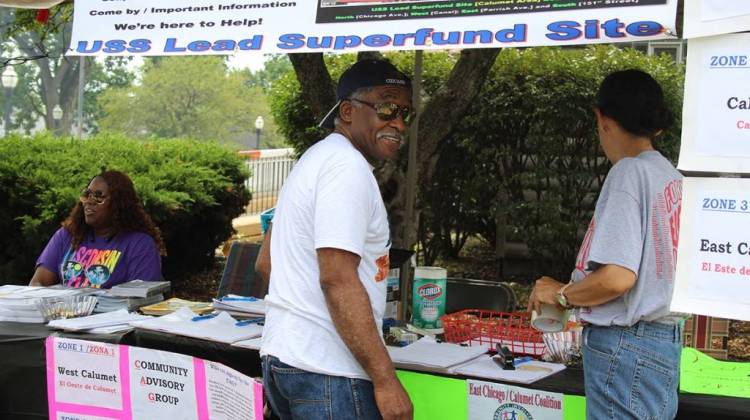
left=527, top=276, right=565, bottom=314
left=318, top=247, right=413, bottom=420
left=374, top=379, right=413, bottom=420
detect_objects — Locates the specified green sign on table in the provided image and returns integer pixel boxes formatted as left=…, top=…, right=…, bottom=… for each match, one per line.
left=681, top=347, right=750, bottom=399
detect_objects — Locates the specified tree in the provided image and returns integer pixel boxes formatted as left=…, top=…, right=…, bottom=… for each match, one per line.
left=1, top=6, right=135, bottom=135
left=5, top=6, right=81, bottom=135
left=427, top=46, right=685, bottom=278
left=245, top=54, right=293, bottom=94
left=98, top=56, right=283, bottom=148
left=271, top=47, right=685, bottom=276
left=271, top=50, right=499, bottom=248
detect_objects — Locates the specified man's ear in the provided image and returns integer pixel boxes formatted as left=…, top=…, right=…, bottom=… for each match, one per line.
left=339, top=100, right=354, bottom=124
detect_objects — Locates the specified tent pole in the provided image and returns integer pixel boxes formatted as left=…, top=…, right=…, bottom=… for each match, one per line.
left=400, top=49, right=422, bottom=322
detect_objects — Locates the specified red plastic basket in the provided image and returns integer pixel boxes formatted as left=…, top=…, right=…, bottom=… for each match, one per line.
left=441, top=309, right=545, bottom=356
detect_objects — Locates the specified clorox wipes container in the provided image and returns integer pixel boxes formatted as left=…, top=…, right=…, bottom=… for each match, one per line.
left=411, top=267, right=447, bottom=329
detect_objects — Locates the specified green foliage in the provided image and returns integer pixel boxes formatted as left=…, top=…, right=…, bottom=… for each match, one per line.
left=268, top=51, right=454, bottom=155
left=85, top=57, right=138, bottom=134
left=0, top=134, right=250, bottom=286
left=245, top=54, right=294, bottom=93
left=430, top=46, right=684, bottom=278
left=98, top=56, right=283, bottom=149
left=266, top=47, right=684, bottom=277
left=269, top=54, right=349, bottom=154
left=1, top=6, right=137, bottom=137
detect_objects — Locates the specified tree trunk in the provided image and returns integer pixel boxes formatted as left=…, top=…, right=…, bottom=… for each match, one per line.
left=495, top=186, right=508, bottom=279
left=290, top=49, right=499, bottom=248
left=288, top=53, right=336, bottom=121
left=389, top=48, right=500, bottom=247
left=13, top=20, right=79, bottom=135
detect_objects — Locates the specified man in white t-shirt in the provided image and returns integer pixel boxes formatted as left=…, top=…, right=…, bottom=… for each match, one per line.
left=259, top=60, right=414, bottom=420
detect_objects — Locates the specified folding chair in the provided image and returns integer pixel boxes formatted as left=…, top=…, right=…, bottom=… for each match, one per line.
left=216, top=241, right=266, bottom=299
left=445, top=277, right=517, bottom=314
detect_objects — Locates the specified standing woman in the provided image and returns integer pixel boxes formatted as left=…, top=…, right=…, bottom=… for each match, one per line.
left=528, top=69, right=683, bottom=419
left=30, top=170, right=165, bottom=289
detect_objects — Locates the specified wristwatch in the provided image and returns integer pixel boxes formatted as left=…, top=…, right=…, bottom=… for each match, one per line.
left=556, top=283, right=573, bottom=309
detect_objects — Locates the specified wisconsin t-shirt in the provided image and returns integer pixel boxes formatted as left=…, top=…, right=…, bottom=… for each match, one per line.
left=571, top=150, right=683, bottom=326
left=36, top=228, right=162, bottom=289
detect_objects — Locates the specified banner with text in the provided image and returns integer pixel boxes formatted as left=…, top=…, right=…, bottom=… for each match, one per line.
left=677, top=33, right=750, bottom=173
left=683, top=0, right=750, bottom=39
left=69, top=0, right=678, bottom=56
left=467, top=379, right=564, bottom=420
left=45, top=337, right=263, bottom=420
left=671, top=178, right=750, bottom=321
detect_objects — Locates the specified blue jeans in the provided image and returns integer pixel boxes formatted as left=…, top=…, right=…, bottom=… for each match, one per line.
left=582, top=322, right=682, bottom=420
left=261, top=355, right=382, bottom=420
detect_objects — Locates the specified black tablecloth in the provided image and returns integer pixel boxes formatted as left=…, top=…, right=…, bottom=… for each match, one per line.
left=0, top=322, right=134, bottom=420
left=2, top=321, right=749, bottom=419
left=130, top=328, right=262, bottom=378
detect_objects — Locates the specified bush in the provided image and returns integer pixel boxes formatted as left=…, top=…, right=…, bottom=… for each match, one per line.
left=268, top=52, right=455, bottom=155
left=440, top=46, right=684, bottom=278
left=266, top=47, right=684, bottom=279
left=0, top=133, right=250, bottom=287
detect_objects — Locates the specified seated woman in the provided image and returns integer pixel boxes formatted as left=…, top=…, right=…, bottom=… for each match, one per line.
left=30, top=170, right=165, bottom=289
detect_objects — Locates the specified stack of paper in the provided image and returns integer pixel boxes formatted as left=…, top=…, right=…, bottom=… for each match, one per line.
left=48, top=308, right=151, bottom=332
left=0, top=286, right=82, bottom=323
left=94, top=293, right=164, bottom=313
left=132, top=307, right=264, bottom=344
left=212, top=295, right=266, bottom=317
left=139, top=297, right=214, bottom=315
left=453, top=356, right=565, bottom=384
left=109, top=280, right=170, bottom=298
left=387, top=337, right=488, bottom=374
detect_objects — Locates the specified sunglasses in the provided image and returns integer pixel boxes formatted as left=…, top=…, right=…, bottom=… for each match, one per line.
left=79, top=188, right=108, bottom=205
left=350, top=99, right=415, bottom=125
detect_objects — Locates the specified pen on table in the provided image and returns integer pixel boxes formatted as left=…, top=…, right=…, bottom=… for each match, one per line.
left=191, top=312, right=219, bottom=322
left=514, top=356, right=534, bottom=366
left=235, top=317, right=265, bottom=326
left=220, top=296, right=257, bottom=302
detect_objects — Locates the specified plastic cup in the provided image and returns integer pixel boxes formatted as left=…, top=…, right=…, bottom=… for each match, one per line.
left=531, top=304, right=569, bottom=333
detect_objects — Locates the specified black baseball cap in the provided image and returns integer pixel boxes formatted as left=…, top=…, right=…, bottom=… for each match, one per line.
left=318, top=59, right=412, bottom=129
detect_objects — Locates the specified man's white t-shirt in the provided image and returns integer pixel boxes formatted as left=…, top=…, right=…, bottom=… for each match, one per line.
left=260, top=133, right=391, bottom=380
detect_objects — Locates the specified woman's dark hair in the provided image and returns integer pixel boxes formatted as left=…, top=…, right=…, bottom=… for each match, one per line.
left=63, top=170, right=166, bottom=255
left=597, top=69, right=674, bottom=138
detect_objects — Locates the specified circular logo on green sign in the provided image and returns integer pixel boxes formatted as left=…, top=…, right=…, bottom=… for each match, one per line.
left=493, top=402, right=533, bottom=420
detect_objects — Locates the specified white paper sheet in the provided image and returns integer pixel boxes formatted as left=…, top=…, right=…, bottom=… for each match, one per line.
left=48, top=308, right=151, bottom=331
left=702, top=0, right=750, bottom=22
left=684, top=1, right=750, bottom=39
left=454, top=355, right=565, bottom=384
left=212, top=295, right=266, bottom=315
left=132, top=307, right=263, bottom=344
left=387, top=338, right=488, bottom=372
left=671, top=178, right=750, bottom=321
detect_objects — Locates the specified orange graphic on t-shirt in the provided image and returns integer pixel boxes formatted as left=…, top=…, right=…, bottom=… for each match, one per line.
left=375, top=254, right=389, bottom=282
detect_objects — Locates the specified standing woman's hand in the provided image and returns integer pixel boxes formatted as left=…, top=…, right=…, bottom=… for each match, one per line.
left=527, top=276, right=565, bottom=314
